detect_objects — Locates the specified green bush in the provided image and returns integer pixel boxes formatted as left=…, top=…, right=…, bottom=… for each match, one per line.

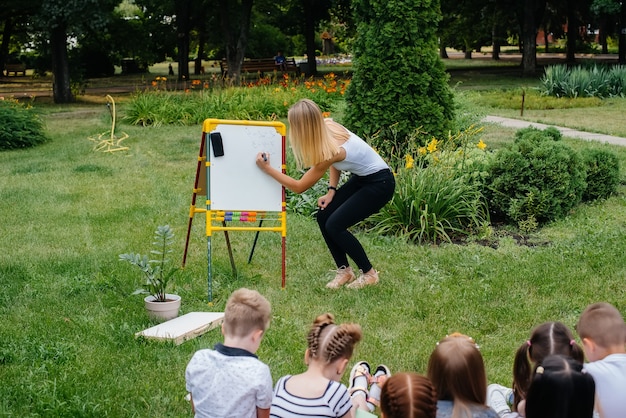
left=582, top=149, right=620, bottom=201
left=486, top=128, right=586, bottom=225
left=344, top=0, right=454, bottom=147
left=0, top=100, right=48, bottom=151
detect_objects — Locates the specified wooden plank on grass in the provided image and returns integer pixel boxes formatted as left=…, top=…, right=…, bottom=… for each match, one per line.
left=136, top=312, right=224, bottom=345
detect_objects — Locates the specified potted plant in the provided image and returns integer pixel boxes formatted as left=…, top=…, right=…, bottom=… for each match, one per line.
left=119, top=224, right=181, bottom=321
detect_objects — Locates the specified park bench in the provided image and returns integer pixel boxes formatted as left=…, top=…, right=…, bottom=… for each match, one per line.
left=3, top=63, right=27, bottom=76
left=220, top=57, right=300, bottom=77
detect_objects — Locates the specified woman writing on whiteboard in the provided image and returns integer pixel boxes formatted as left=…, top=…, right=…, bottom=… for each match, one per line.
left=256, top=99, right=395, bottom=289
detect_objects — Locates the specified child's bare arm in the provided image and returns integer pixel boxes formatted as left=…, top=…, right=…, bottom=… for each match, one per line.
left=257, top=406, right=270, bottom=418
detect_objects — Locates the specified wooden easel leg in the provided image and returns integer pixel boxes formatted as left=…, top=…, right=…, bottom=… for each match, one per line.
left=247, top=220, right=263, bottom=264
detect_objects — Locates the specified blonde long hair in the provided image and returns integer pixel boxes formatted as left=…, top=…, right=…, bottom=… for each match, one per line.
left=287, top=99, right=346, bottom=168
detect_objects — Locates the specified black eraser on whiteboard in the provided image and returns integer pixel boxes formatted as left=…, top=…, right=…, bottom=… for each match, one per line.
left=210, top=132, right=225, bottom=157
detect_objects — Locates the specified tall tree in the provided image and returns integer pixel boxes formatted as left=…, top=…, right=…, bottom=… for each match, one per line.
left=521, top=0, right=540, bottom=76
left=34, top=0, right=118, bottom=103
left=345, top=0, right=454, bottom=154
left=219, top=0, right=253, bottom=84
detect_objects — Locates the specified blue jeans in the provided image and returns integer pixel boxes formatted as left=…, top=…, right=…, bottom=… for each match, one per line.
left=316, top=169, right=395, bottom=272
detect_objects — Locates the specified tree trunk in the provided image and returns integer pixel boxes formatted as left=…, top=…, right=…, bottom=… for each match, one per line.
left=440, top=38, right=449, bottom=59
left=566, top=1, right=577, bottom=64
left=618, top=1, right=626, bottom=65
left=0, top=17, right=14, bottom=76
left=220, top=0, right=253, bottom=85
left=176, top=0, right=191, bottom=82
left=492, top=23, right=501, bottom=60
left=195, top=27, right=206, bottom=75
left=50, top=24, right=73, bottom=103
left=302, top=0, right=317, bottom=77
left=522, top=0, right=537, bottom=77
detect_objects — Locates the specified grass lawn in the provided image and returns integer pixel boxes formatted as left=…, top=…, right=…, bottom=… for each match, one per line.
left=1, top=68, right=626, bottom=416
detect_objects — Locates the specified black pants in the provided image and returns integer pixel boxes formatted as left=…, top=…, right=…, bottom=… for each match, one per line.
left=316, top=169, right=395, bottom=272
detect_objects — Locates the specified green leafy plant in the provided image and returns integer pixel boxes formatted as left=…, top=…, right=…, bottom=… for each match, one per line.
left=119, top=225, right=178, bottom=302
left=581, top=148, right=620, bottom=201
left=486, top=128, right=586, bottom=225
left=0, top=98, right=48, bottom=150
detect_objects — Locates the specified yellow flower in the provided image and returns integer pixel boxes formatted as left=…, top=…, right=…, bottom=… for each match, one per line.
left=427, top=138, right=438, bottom=153
left=418, top=147, right=427, bottom=156
left=477, top=139, right=487, bottom=150
left=405, top=154, right=414, bottom=169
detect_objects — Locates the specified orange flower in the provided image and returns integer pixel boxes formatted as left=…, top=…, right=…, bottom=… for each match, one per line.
left=322, top=112, right=331, bottom=118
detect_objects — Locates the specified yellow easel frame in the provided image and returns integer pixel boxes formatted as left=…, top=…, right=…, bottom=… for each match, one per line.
left=183, top=119, right=287, bottom=301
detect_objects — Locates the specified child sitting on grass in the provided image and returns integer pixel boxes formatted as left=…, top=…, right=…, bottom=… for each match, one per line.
left=379, top=372, right=438, bottom=418
left=487, top=321, right=585, bottom=417
left=427, top=333, right=498, bottom=418
left=185, top=288, right=273, bottom=418
left=270, top=313, right=364, bottom=417
left=525, top=354, right=595, bottom=418
left=576, top=301, right=626, bottom=418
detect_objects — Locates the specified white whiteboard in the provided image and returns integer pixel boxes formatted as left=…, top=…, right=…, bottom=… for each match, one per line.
left=208, top=122, right=284, bottom=211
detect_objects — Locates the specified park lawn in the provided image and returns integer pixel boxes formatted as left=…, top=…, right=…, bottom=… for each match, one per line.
left=1, top=98, right=626, bottom=416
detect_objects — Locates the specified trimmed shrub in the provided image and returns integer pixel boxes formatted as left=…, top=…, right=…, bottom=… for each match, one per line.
left=344, top=0, right=454, bottom=152
left=486, top=128, right=586, bottom=225
left=0, top=100, right=48, bottom=151
left=582, top=149, right=620, bottom=201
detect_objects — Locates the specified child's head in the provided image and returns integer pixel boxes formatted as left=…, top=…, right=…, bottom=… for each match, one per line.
left=427, top=333, right=487, bottom=407
left=525, top=354, right=595, bottom=418
left=576, top=302, right=626, bottom=361
left=287, top=99, right=338, bottom=168
left=222, top=288, right=271, bottom=339
left=380, top=372, right=437, bottom=418
left=512, top=321, right=584, bottom=410
left=306, top=313, right=362, bottom=366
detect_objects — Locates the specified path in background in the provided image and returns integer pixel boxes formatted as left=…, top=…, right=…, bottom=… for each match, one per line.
left=482, top=115, right=626, bottom=147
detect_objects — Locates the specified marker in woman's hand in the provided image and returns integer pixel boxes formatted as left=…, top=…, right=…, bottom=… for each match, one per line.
left=262, top=153, right=267, bottom=161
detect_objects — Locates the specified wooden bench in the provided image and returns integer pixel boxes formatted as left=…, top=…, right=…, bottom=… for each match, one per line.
left=220, top=57, right=300, bottom=77
left=3, top=63, right=27, bottom=76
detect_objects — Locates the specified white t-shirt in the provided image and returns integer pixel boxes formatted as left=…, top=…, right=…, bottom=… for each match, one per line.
left=332, top=132, right=388, bottom=177
left=185, top=343, right=273, bottom=418
left=583, top=353, right=626, bottom=418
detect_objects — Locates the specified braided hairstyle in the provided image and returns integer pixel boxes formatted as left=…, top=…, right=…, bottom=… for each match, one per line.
left=512, top=322, right=584, bottom=412
left=380, top=372, right=437, bottom=418
left=306, top=313, right=362, bottom=364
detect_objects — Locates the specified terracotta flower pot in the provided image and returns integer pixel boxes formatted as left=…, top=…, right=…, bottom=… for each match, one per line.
left=144, top=294, right=181, bottom=322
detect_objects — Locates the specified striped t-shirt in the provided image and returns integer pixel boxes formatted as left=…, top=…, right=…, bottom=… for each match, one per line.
left=270, top=375, right=353, bottom=417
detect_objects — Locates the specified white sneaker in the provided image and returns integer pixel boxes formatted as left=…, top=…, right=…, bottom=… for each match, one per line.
left=487, top=384, right=514, bottom=417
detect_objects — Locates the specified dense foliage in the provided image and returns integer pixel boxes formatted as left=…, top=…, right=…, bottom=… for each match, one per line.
left=582, top=148, right=620, bottom=201
left=486, top=127, right=587, bottom=226
left=0, top=99, right=48, bottom=151
left=540, top=64, right=626, bottom=98
left=344, top=0, right=455, bottom=159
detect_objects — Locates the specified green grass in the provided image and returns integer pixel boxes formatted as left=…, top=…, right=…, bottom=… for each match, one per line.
left=2, top=73, right=626, bottom=416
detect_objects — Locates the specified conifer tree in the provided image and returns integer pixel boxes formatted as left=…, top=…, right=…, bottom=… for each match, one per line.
left=344, top=0, right=454, bottom=156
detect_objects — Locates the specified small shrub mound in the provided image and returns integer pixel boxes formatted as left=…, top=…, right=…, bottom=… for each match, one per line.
left=486, top=126, right=586, bottom=226
left=0, top=99, right=48, bottom=151
left=582, top=149, right=620, bottom=201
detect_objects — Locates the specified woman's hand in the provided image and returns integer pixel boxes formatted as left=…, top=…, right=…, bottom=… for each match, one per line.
left=317, top=191, right=334, bottom=210
left=256, top=152, right=270, bottom=172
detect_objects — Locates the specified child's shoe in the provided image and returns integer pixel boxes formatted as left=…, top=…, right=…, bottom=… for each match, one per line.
left=367, top=364, right=391, bottom=410
left=349, top=361, right=372, bottom=410
left=487, top=384, right=514, bottom=417
left=346, top=269, right=379, bottom=289
left=326, top=266, right=356, bottom=289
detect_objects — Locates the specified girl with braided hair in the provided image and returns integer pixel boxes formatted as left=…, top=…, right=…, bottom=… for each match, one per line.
left=270, top=313, right=365, bottom=417
left=379, top=372, right=438, bottom=418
